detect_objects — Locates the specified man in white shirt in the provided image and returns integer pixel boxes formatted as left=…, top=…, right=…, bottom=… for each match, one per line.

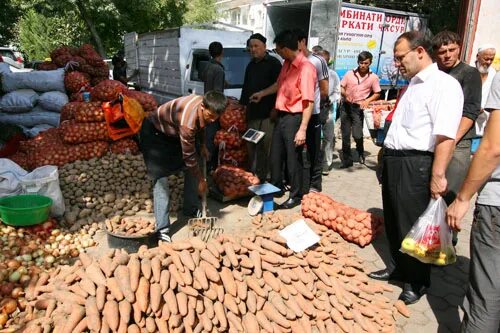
left=296, top=30, right=330, bottom=193
left=317, top=49, right=341, bottom=174
left=368, top=31, right=464, bottom=305
left=474, top=45, right=497, bottom=136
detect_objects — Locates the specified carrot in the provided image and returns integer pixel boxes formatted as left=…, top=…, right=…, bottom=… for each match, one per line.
left=239, top=255, right=254, bottom=269
left=114, top=265, right=135, bottom=303
left=226, top=311, right=244, bottom=332
left=150, top=257, right=161, bottom=283
left=170, top=251, right=185, bottom=273
left=179, top=250, right=196, bottom=271
left=140, top=258, right=152, bottom=280
left=184, top=307, right=196, bottom=328
left=292, top=280, right=314, bottom=300
left=118, top=300, right=131, bottom=326
left=73, top=317, right=88, bottom=333
left=193, top=266, right=209, bottom=290
left=195, top=298, right=204, bottom=314
left=200, top=249, right=221, bottom=269
left=331, top=308, right=350, bottom=333
left=175, top=291, right=188, bottom=317
left=199, top=312, right=213, bottom=332
left=171, top=240, right=192, bottom=251
left=216, top=283, right=225, bottom=303
left=206, top=240, right=222, bottom=258
left=85, top=296, right=101, bottom=333
left=189, top=237, right=206, bottom=251
left=145, top=282, right=160, bottom=314
left=107, top=277, right=124, bottom=301
left=135, top=276, right=149, bottom=313
left=191, top=249, right=201, bottom=267
left=62, top=304, right=86, bottom=333
left=127, top=324, right=140, bottom=333
left=263, top=271, right=281, bottom=293
left=394, top=300, right=410, bottom=318
left=245, top=275, right=267, bottom=298
left=242, top=312, right=259, bottom=333
left=159, top=270, right=170, bottom=294
left=168, top=263, right=185, bottom=286
left=256, top=311, right=273, bottom=332
left=263, top=302, right=290, bottom=328
left=99, top=256, right=113, bottom=278
left=179, top=266, right=193, bottom=286
left=79, top=252, right=93, bottom=268
left=294, top=293, right=314, bottom=317
left=213, top=301, right=227, bottom=329
left=269, top=291, right=289, bottom=317
left=103, top=301, right=119, bottom=332
left=85, top=262, right=107, bottom=286
left=127, top=256, right=141, bottom=292
left=205, top=288, right=217, bottom=301
left=246, top=290, right=257, bottom=314
left=220, top=267, right=237, bottom=297
left=223, top=242, right=239, bottom=267
left=95, top=285, right=106, bottom=312
left=70, top=283, right=89, bottom=299
left=202, top=296, right=215, bottom=319
left=145, top=317, right=156, bottom=333
left=155, top=318, right=169, bottom=333
left=164, top=289, right=178, bottom=315
left=237, top=279, right=248, bottom=301
left=52, top=290, right=86, bottom=305
left=199, top=261, right=220, bottom=283
left=224, top=293, right=239, bottom=315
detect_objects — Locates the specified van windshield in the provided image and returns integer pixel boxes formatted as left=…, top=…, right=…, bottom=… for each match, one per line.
left=221, top=48, right=251, bottom=89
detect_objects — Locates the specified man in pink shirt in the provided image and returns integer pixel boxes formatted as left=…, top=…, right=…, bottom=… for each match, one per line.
left=250, top=29, right=316, bottom=209
left=340, top=51, right=381, bottom=168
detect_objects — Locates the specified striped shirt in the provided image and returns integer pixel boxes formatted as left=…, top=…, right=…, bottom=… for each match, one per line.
left=307, top=53, right=329, bottom=115
left=149, top=95, right=205, bottom=170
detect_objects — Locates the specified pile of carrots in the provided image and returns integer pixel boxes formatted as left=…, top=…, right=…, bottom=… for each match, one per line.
left=301, top=193, right=384, bottom=247
left=17, top=217, right=410, bottom=333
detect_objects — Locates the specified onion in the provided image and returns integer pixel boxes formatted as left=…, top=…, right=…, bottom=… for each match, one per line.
left=11, top=288, right=23, bottom=299
left=6, top=260, right=20, bottom=270
left=19, top=275, right=31, bottom=286
left=0, top=312, right=7, bottom=326
left=0, top=283, right=14, bottom=296
left=1, top=298, right=17, bottom=314
left=8, top=271, right=20, bottom=283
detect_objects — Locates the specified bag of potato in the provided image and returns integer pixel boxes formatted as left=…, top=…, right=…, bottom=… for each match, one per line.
left=91, top=79, right=127, bottom=102
left=60, top=120, right=109, bottom=144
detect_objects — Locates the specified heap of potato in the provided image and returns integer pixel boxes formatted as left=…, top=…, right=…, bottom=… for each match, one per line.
left=18, top=218, right=410, bottom=333
left=302, top=192, right=384, bottom=247
left=59, top=154, right=184, bottom=227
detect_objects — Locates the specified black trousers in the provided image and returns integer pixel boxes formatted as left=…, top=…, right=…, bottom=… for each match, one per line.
left=382, top=149, right=433, bottom=287
left=306, top=114, right=322, bottom=192
left=270, top=112, right=304, bottom=200
left=341, top=102, right=364, bottom=164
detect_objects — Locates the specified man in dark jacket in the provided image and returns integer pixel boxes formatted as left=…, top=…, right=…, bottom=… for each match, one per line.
left=200, top=41, right=225, bottom=171
left=240, top=33, right=282, bottom=181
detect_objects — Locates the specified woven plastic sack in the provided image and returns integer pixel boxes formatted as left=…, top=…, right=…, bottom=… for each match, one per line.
left=0, top=106, right=60, bottom=127
left=400, top=197, right=456, bottom=266
left=38, top=91, right=69, bottom=112
left=1, top=69, right=66, bottom=93
left=0, top=89, right=39, bottom=113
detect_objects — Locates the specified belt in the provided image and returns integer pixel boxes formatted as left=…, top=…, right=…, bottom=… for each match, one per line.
left=383, top=148, right=433, bottom=157
left=277, top=111, right=302, bottom=117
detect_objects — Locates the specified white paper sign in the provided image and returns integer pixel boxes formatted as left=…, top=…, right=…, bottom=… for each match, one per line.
left=278, top=219, right=320, bottom=252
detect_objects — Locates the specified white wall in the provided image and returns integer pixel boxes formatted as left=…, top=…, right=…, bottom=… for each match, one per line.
left=471, top=0, right=500, bottom=70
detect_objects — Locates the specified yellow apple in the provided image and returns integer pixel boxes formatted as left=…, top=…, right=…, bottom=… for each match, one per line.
left=435, top=257, right=447, bottom=265
left=401, top=238, right=416, bottom=252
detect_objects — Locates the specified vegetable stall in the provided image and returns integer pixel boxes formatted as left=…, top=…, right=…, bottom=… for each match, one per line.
left=0, top=43, right=410, bottom=332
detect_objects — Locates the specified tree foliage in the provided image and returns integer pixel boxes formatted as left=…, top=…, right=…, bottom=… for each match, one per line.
left=0, top=0, right=22, bottom=46
left=18, top=9, right=87, bottom=60
left=184, top=0, right=218, bottom=25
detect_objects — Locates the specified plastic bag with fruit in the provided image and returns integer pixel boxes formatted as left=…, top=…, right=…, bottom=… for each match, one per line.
left=400, top=197, right=456, bottom=266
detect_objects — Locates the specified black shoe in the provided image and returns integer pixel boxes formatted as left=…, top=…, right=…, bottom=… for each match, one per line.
left=339, top=162, right=353, bottom=169
left=368, top=268, right=403, bottom=281
left=279, top=198, right=301, bottom=209
left=359, top=154, right=365, bottom=164
left=398, top=284, right=427, bottom=305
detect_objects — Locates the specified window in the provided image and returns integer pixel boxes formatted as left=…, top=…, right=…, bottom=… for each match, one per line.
left=0, top=50, right=16, bottom=61
left=189, top=48, right=251, bottom=89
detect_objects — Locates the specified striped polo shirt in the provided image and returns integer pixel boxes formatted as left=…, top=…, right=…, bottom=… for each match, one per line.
left=149, top=95, right=205, bottom=170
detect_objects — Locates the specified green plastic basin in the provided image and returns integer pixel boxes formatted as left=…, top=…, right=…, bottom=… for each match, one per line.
left=0, top=194, right=52, bottom=226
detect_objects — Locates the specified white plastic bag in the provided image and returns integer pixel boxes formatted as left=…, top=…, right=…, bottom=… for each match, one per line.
left=38, top=91, right=69, bottom=112
left=0, top=159, right=28, bottom=198
left=19, top=166, right=65, bottom=217
left=400, top=197, right=456, bottom=266
left=1, top=69, right=66, bottom=93
left=0, top=89, right=39, bottom=113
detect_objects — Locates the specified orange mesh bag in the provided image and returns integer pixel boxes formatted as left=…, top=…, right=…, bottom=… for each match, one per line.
left=103, top=95, right=145, bottom=140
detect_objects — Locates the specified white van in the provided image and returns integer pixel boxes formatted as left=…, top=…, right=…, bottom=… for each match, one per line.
left=125, top=24, right=252, bottom=104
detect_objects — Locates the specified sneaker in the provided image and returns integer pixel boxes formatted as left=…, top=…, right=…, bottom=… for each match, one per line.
left=158, top=228, right=171, bottom=243
left=309, top=187, right=321, bottom=193
left=322, top=167, right=330, bottom=176
left=184, top=209, right=202, bottom=219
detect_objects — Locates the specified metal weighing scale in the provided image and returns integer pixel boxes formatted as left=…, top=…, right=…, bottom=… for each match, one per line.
left=247, top=183, right=281, bottom=215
